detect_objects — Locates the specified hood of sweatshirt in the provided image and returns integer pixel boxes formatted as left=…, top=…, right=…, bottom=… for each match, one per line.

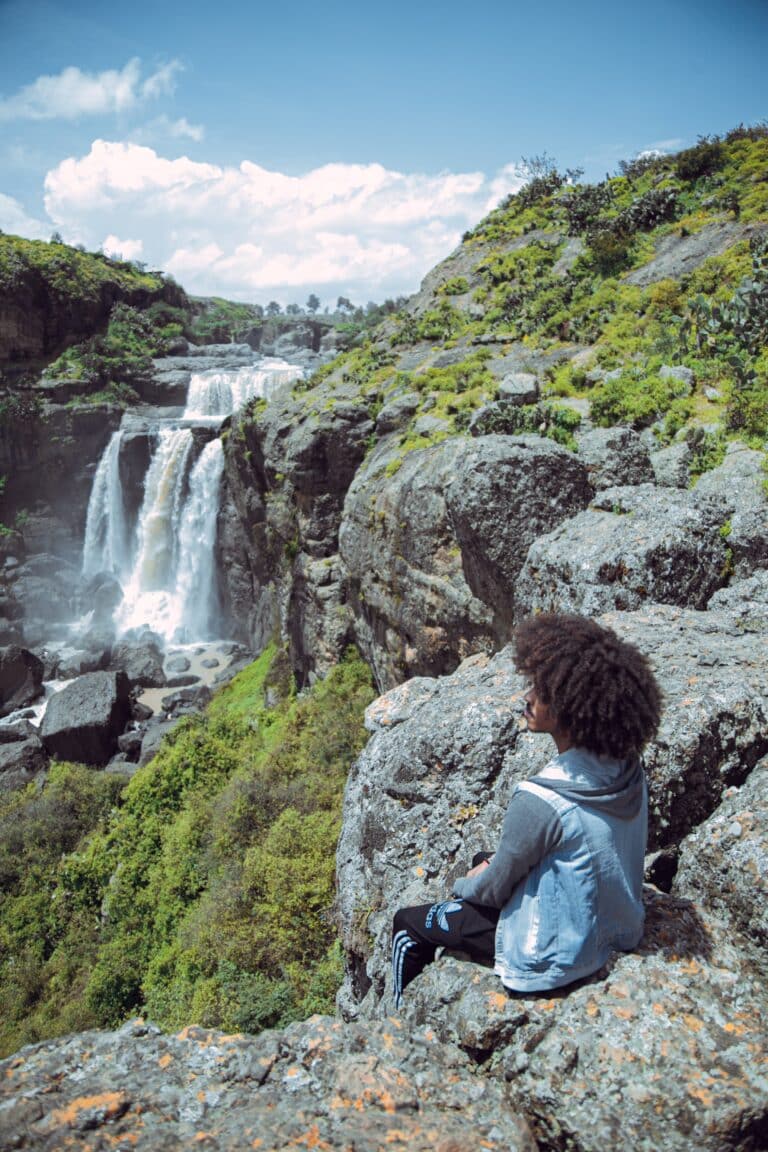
left=530, top=746, right=645, bottom=820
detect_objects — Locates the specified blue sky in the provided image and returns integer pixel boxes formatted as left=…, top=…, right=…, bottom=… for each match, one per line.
left=1, top=0, right=765, bottom=306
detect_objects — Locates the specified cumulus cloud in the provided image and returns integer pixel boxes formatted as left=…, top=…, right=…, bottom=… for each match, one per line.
left=43, top=140, right=526, bottom=302
left=0, top=192, right=49, bottom=239
left=103, top=234, right=144, bottom=261
left=0, top=59, right=182, bottom=122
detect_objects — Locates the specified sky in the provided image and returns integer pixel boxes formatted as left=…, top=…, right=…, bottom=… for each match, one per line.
left=0, top=0, right=766, bottom=308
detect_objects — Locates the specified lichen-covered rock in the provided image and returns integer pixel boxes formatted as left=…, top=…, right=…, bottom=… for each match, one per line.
left=0, top=721, right=47, bottom=791
left=693, top=443, right=768, bottom=578
left=397, top=891, right=768, bottom=1152
left=674, top=756, right=768, bottom=960
left=576, top=426, right=654, bottom=491
left=0, top=1015, right=536, bottom=1152
left=40, top=670, right=131, bottom=765
left=708, top=570, right=768, bottom=627
left=340, top=438, right=496, bottom=690
left=516, top=484, right=729, bottom=617
left=340, top=435, right=591, bottom=689
left=650, top=440, right=692, bottom=488
left=336, top=606, right=768, bottom=1018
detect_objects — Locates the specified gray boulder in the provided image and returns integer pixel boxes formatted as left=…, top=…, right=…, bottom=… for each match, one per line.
left=516, top=484, right=729, bottom=617
left=340, top=435, right=591, bottom=688
left=498, top=372, right=540, bottom=406
left=693, top=443, right=768, bottom=577
left=650, top=440, right=692, bottom=488
left=674, top=755, right=768, bottom=960
left=0, top=721, right=47, bottom=790
left=397, top=892, right=768, bottom=1152
left=0, top=1016, right=536, bottom=1152
left=336, top=606, right=767, bottom=1020
left=110, top=639, right=166, bottom=688
left=0, top=645, right=44, bottom=717
left=708, top=570, right=768, bottom=627
left=576, top=426, right=654, bottom=490
left=40, top=671, right=131, bottom=765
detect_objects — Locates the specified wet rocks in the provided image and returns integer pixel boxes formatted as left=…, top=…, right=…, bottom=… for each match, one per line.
left=0, top=645, right=44, bottom=717
left=40, top=670, right=131, bottom=765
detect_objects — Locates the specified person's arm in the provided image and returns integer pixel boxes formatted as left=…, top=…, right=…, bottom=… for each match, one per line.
left=452, top=789, right=562, bottom=908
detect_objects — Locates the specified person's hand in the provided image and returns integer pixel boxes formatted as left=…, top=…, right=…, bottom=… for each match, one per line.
left=465, top=858, right=491, bottom=878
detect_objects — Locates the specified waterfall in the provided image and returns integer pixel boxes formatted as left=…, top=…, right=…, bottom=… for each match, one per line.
left=82, top=431, right=129, bottom=579
left=81, top=355, right=303, bottom=645
left=184, top=359, right=302, bottom=417
left=174, top=439, right=225, bottom=638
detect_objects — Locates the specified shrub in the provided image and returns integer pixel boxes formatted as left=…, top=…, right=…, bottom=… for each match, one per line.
left=676, top=136, right=725, bottom=182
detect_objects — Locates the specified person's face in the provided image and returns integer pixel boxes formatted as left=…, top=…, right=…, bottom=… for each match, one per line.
left=523, top=686, right=559, bottom=735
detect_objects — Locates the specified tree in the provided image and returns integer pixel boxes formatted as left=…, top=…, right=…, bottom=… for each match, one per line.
left=286, top=303, right=301, bottom=316
left=306, top=294, right=320, bottom=314
left=266, top=301, right=282, bottom=316
left=336, top=296, right=353, bottom=315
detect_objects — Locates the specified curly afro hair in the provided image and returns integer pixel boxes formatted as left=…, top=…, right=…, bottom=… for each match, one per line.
left=513, top=614, right=662, bottom=759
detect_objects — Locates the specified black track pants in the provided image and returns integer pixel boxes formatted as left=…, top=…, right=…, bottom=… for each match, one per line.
left=391, top=897, right=499, bottom=1007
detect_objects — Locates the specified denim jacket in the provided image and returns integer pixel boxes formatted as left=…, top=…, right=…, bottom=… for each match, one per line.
left=494, top=748, right=647, bottom=991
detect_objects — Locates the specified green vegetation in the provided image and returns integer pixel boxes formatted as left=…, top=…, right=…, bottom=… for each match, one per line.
left=0, top=234, right=166, bottom=303
left=0, top=647, right=375, bottom=1057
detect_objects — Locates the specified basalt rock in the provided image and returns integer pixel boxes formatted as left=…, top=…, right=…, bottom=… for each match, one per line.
left=109, top=639, right=166, bottom=689
left=0, top=720, right=47, bottom=791
left=693, top=442, right=768, bottom=577
left=336, top=606, right=768, bottom=1020
left=0, top=1016, right=537, bottom=1152
left=0, top=645, right=44, bottom=717
left=576, top=426, right=654, bottom=491
left=516, top=484, right=729, bottom=617
left=340, top=435, right=591, bottom=690
left=674, top=755, right=768, bottom=961
left=397, top=894, right=768, bottom=1152
left=40, top=670, right=131, bottom=765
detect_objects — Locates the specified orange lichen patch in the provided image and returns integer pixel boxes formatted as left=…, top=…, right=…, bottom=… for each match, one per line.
left=682, top=1014, right=704, bottom=1032
left=585, top=999, right=600, bottom=1017
left=610, top=981, right=631, bottom=998
left=288, top=1124, right=334, bottom=1150
left=598, top=1043, right=636, bottom=1065
left=195, top=1133, right=215, bottom=1143
left=251, top=1141, right=263, bottom=1149
left=687, top=1084, right=714, bottom=1108
left=679, top=959, right=702, bottom=976
left=414, top=866, right=425, bottom=878
left=50, top=1092, right=129, bottom=1128
left=158, top=1053, right=173, bottom=1069
left=723, top=1022, right=748, bottom=1036
left=197, top=1090, right=207, bottom=1103
left=384, top=1130, right=412, bottom=1144
left=612, top=1005, right=637, bottom=1021
left=534, top=999, right=558, bottom=1011
left=487, top=991, right=509, bottom=1013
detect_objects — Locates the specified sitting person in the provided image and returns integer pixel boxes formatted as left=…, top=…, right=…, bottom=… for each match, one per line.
left=391, top=613, right=662, bottom=1008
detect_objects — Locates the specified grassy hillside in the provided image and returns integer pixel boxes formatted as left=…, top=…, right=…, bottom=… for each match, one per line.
left=289, top=126, right=767, bottom=471
left=0, top=648, right=374, bottom=1056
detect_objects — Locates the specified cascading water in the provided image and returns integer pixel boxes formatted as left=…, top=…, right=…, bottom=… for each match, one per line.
left=185, top=359, right=300, bottom=418
left=82, top=430, right=130, bottom=580
left=82, top=356, right=303, bottom=644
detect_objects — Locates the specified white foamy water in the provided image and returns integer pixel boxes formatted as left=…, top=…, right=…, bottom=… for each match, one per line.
left=82, top=430, right=130, bottom=579
left=81, top=356, right=302, bottom=645
left=184, top=359, right=303, bottom=418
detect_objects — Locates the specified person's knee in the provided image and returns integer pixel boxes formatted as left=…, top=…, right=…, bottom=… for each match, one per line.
left=392, top=907, right=410, bottom=935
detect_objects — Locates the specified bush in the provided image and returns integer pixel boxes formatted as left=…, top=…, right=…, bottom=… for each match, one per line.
left=676, top=137, right=725, bottom=182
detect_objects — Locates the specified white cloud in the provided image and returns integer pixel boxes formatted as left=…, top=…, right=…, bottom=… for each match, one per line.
left=43, top=140, right=526, bottom=303
left=0, top=59, right=183, bottom=122
left=0, top=192, right=49, bottom=239
left=103, top=234, right=144, bottom=261
left=130, top=115, right=206, bottom=144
